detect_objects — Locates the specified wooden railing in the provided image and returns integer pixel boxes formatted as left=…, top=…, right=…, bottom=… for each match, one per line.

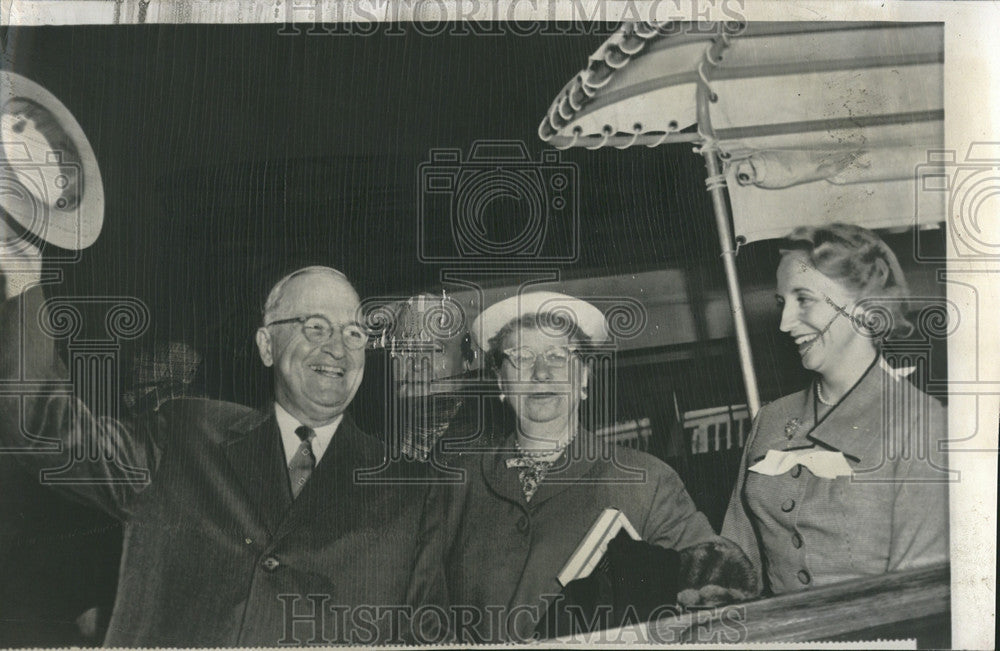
left=556, top=563, right=950, bottom=647
left=681, top=403, right=751, bottom=454
left=595, top=417, right=654, bottom=449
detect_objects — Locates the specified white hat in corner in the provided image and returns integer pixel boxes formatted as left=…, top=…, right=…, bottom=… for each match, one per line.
left=0, top=71, right=104, bottom=250
left=471, top=291, right=610, bottom=352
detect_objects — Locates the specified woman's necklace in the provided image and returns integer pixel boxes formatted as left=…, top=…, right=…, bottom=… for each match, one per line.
left=515, top=432, right=574, bottom=460
left=814, top=381, right=837, bottom=427
left=815, top=381, right=837, bottom=407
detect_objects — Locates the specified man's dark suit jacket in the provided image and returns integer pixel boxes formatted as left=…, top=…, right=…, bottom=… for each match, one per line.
left=0, top=288, right=447, bottom=646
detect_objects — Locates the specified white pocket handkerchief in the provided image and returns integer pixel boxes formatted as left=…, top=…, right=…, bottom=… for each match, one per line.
left=749, top=448, right=854, bottom=479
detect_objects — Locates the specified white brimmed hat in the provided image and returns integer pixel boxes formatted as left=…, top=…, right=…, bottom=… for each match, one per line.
left=0, top=71, right=104, bottom=250
left=471, top=291, right=610, bottom=351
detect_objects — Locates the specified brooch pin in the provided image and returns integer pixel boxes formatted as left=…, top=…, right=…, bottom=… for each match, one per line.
left=784, top=418, right=801, bottom=440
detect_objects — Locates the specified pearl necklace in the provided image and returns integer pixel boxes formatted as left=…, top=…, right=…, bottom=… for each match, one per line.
left=515, top=434, right=573, bottom=460
left=815, top=382, right=837, bottom=407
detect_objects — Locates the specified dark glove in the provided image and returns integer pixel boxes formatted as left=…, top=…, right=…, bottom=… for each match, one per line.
left=677, top=538, right=760, bottom=607
left=604, top=529, right=682, bottom=614
left=535, top=530, right=682, bottom=639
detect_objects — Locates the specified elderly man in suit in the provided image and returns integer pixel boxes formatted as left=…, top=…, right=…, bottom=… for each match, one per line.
left=0, top=227, right=446, bottom=646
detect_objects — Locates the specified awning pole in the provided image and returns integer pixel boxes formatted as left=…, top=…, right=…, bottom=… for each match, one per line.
left=695, top=29, right=760, bottom=418
left=702, top=149, right=761, bottom=417
left=694, top=30, right=761, bottom=416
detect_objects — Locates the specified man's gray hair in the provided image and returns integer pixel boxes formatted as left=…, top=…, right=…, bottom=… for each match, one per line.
left=261, top=266, right=351, bottom=325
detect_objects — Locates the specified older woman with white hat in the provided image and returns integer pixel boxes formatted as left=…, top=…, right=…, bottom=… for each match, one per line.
left=437, top=291, right=755, bottom=643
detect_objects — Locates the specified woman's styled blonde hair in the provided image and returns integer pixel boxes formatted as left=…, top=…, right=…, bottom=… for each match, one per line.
left=779, top=223, right=913, bottom=337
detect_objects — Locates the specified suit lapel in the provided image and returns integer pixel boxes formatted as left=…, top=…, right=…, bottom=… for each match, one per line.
left=480, top=436, right=527, bottom=506
left=272, top=415, right=384, bottom=543
left=220, top=408, right=292, bottom=535
left=806, top=359, right=885, bottom=463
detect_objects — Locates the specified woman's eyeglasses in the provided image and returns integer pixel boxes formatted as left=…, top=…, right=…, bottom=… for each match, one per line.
left=502, top=346, right=576, bottom=370
left=266, top=315, right=369, bottom=350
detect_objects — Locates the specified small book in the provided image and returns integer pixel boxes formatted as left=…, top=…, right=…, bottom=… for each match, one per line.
left=557, top=507, right=641, bottom=586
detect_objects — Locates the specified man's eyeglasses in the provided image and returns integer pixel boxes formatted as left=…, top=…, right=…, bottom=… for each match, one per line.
left=266, top=315, right=368, bottom=350
left=502, top=346, right=576, bottom=370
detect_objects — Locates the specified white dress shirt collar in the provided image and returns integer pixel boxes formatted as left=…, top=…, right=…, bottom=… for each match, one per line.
left=274, top=402, right=342, bottom=466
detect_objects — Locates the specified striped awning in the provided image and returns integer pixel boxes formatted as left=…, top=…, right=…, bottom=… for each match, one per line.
left=538, top=22, right=945, bottom=242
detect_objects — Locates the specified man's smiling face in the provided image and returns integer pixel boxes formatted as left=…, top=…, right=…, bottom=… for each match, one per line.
left=256, top=271, right=365, bottom=427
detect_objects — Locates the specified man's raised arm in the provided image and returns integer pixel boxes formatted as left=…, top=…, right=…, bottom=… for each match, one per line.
left=0, top=235, right=159, bottom=519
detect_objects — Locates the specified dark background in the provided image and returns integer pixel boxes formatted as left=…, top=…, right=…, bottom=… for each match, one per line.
left=1, top=24, right=947, bottom=407
left=0, top=23, right=947, bottom=645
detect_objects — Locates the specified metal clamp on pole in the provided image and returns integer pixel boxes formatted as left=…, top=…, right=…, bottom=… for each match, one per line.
left=694, top=50, right=762, bottom=417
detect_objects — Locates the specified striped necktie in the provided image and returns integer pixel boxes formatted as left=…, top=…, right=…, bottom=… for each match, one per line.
left=289, top=425, right=316, bottom=499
